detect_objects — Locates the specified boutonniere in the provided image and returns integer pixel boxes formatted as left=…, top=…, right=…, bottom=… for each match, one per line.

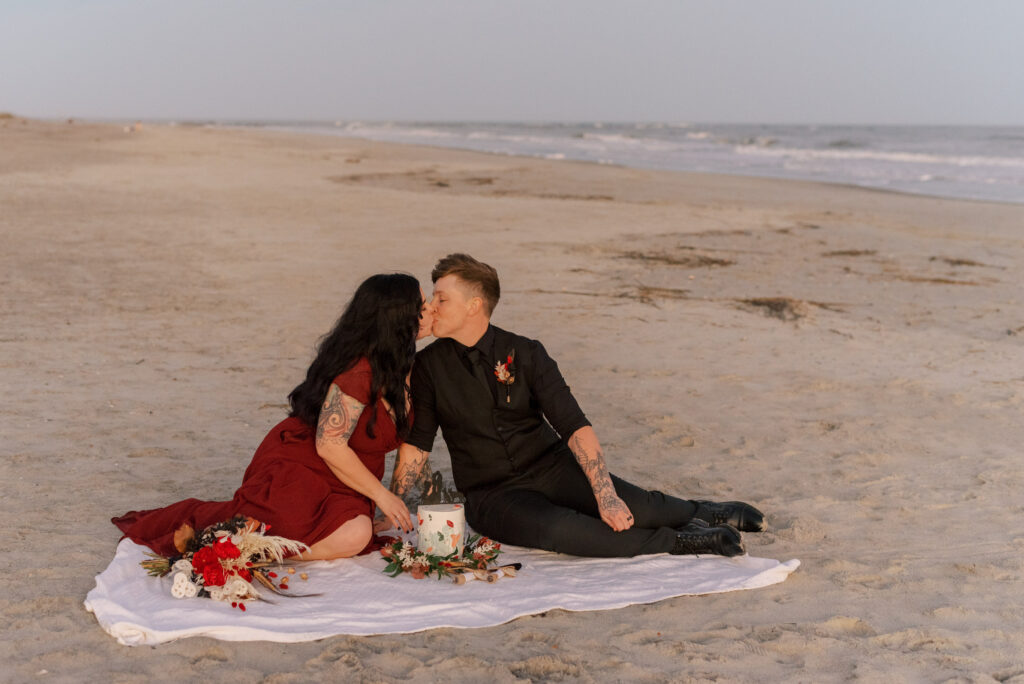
left=493, top=349, right=516, bottom=403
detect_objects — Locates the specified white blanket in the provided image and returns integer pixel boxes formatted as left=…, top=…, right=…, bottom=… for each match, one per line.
left=85, top=538, right=799, bottom=646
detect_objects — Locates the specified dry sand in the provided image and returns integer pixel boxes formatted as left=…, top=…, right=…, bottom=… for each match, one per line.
left=2, top=117, right=1023, bottom=682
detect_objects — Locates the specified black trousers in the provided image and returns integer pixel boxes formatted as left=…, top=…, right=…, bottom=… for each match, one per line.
left=464, top=447, right=697, bottom=557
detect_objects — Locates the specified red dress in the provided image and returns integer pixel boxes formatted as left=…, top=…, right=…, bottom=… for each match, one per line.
left=112, top=359, right=398, bottom=557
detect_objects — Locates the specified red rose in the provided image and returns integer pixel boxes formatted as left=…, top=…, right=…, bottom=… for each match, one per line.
left=214, top=537, right=241, bottom=559
left=203, top=562, right=226, bottom=587
left=237, top=568, right=252, bottom=582
left=191, top=546, right=218, bottom=573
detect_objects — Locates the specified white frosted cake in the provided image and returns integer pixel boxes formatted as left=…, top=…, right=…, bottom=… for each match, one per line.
left=416, top=504, right=466, bottom=557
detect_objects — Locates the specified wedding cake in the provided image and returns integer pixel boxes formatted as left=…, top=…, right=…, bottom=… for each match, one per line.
left=416, top=504, right=466, bottom=557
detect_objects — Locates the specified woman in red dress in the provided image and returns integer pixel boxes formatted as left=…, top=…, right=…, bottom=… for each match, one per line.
left=112, top=273, right=431, bottom=560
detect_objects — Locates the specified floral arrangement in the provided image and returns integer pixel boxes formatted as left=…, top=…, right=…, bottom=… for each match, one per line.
left=140, top=516, right=310, bottom=610
left=493, top=349, right=516, bottom=403
left=381, top=533, right=503, bottom=580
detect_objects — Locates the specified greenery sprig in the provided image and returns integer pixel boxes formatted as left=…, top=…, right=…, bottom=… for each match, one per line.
left=380, top=533, right=501, bottom=580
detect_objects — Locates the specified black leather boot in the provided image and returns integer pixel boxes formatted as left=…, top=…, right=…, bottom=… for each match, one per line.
left=671, top=521, right=744, bottom=557
left=692, top=500, right=766, bottom=532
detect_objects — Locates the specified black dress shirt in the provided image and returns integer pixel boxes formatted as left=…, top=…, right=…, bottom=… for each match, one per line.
left=406, top=325, right=591, bottom=490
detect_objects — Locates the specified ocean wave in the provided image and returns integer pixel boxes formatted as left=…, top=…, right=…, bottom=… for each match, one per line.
left=730, top=136, right=779, bottom=147
left=827, top=139, right=866, bottom=149
left=341, top=123, right=463, bottom=140
left=278, top=121, right=1024, bottom=204
left=563, top=133, right=687, bottom=155
left=465, top=131, right=558, bottom=144
left=988, top=133, right=1024, bottom=142
left=734, top=145, right=1024, bottom=168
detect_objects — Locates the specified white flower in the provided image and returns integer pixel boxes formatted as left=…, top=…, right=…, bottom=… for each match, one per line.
left=172, top=559, right=193, bottom=574
left=170, top=572, right=199, bottom=599
left=494, top=361, right=512, bottom=383
left=225, top=578, right=251, bottom=598
left=207, top=586, right=226, bottom=601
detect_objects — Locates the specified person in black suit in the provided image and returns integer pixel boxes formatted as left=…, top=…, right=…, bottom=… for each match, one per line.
left=390, top=254, right=764, bottom=557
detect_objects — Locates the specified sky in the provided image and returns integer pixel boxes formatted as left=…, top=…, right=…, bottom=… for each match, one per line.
left=2, top=0, right=1022, bottom=125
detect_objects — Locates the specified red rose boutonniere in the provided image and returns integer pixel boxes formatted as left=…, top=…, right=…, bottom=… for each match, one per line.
left=493, top=349, right=516, bottom=403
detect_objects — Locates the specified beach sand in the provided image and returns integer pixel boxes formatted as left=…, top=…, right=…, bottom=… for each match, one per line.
left=2, top=117, right=1023, bottom=682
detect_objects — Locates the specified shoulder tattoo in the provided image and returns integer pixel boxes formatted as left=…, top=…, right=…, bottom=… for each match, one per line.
left=316, top=384, right=365, bottom=446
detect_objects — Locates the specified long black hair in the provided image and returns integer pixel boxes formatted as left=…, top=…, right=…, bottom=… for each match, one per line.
left=288, top=273, right=421, bottom=439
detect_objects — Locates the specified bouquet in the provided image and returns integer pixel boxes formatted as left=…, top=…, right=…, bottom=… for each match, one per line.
left=380, top=533, right=505, bottom=581
left=140, top=516, right=310, bottom=610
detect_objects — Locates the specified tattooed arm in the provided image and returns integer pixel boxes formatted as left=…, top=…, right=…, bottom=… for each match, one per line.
left=390, top=443, right=433, bottom=499
left=568, top=426, right=634, bottom=532
left=382, top=354, right=441, bottom=518
left=316, top=383, right=413, bottom=532
left=370, top=441, right=433, bottom=533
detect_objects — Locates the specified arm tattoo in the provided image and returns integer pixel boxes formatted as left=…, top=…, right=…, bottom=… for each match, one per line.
left=390, top=446, right=432, bottom=498
left=569, top=433, right=621, bottom=512
left=316, top=384, right=365, bottom=446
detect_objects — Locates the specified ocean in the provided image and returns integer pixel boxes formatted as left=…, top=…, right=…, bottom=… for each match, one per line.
left=264, top=121, right=1024, bottom=205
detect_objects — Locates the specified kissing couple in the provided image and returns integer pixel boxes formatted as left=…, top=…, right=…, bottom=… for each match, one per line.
left=114, top=254, right=765, bottom=561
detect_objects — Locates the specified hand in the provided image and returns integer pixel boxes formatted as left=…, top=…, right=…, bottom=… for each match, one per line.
left=599, top=495, right=635, bottom=532
left=375, top=489, right=413, bottom=533
left=372, top=514, right=394, bottom=534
